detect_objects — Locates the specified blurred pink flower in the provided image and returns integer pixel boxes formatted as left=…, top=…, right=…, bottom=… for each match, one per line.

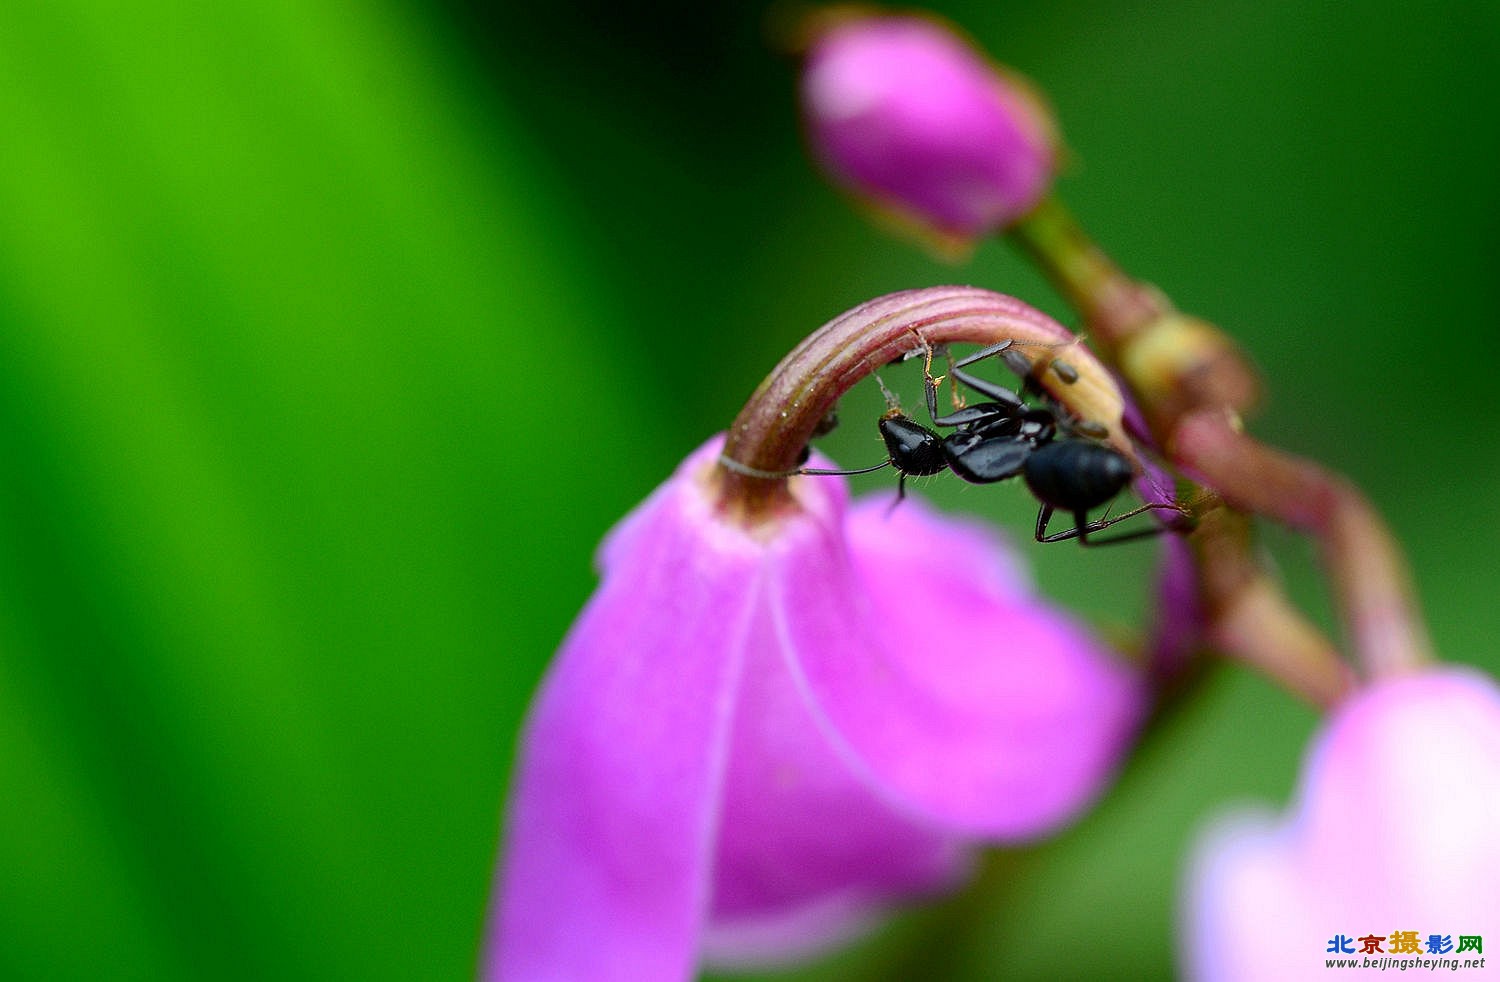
left=800, top=15, right=1057, bottom=242
left=487, top=436, right=1145, bottom=979
left=1182, top=668, right=1500, bottom=980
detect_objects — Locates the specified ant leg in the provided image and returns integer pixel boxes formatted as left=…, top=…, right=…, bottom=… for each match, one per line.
left=954, top=337, right=1067, bottom=371
left=883, top=472, right=910, bottom=516
left=1034, top=504, right=1053, bottom=541
left=1035, top=501, right=1187, bottom=546
left=1034, top=505, right=1117, bottom=544
left=918, top=346, right=964, bottom=424
left=953, top=339, right=1018, bottom=370
left=921, top=348, right=1027, bottom=428
left=913, top=334, right=1017, bottom=415
left=921, top=348, right=948, bottom=422
left=945, top=341, right=1035, bottom=407
left=1074, top=506, right=1184, bottom=546
left=949, top=366, right=1025, bottom=408
left=976, top=343, right=1063, bottom=401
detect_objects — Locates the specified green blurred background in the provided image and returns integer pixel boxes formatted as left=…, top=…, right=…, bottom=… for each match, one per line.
left=1, top=0, right=1495, bottom=978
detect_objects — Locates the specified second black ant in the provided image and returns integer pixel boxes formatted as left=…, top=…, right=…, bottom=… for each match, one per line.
left=800, top=339, right=1188, bottom=546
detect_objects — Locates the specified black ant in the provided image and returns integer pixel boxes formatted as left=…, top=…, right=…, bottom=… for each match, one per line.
left=799, top=340, right=1186, bottom=546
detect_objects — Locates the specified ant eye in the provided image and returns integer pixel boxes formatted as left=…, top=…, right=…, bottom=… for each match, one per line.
left=1052, top=360, right=1079, bottom=384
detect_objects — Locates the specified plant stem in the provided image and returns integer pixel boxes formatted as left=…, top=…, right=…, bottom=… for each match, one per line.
left=1008, top=194, right=1167, bottom=348
left=714, top=286, right=1135, bottom=524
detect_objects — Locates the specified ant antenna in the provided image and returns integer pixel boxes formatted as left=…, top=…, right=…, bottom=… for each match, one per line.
left=716, top=454, right=804, bottom=480
left=798, top=459, right=894, bottom=478
left=717, top=453, right=894, bottom=481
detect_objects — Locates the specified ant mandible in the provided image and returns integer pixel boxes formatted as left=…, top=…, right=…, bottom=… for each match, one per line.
left=799, top=339, right=1186, bottom=546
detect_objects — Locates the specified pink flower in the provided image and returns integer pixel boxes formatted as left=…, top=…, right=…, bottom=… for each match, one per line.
left=800, top=15, right=1057, bottom=242
left=488, top=436, right=1146, bottom=979
left=1181, top=668, right=1500, bottom=980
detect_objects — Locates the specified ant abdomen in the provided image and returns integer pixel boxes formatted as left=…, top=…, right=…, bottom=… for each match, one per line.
left=1022, top=441, right=1134, bottom=513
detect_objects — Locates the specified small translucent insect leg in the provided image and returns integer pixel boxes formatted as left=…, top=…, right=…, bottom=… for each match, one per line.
left=872, top=369, right=903, bottom=413
left=1033, top=501, right=1188, bottom=547
left=888, top=339, right=940, bottom=364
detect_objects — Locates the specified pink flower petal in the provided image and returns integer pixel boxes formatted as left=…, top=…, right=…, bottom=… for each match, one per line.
left=704, top=598, right=971, bottom=968
left=492, top=437, right=1152, bottom=976
left=1181, top=668, right=1500, bottom=981
left=487, top=444, right=763, bottom=981
left=842, top=492, right=1034, bottom=602
left=773, top=494, right=1146, bottom=838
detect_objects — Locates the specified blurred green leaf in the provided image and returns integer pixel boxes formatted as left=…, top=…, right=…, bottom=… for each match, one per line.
left=0, top=1, right=651, bottom=978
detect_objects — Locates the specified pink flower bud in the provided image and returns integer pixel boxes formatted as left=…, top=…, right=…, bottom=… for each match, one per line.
left=801, top=15, right=1058, bottom=243
left=1181, top=668, right=1500, bottom=980
left=488, top=436, right=1144, bottom=979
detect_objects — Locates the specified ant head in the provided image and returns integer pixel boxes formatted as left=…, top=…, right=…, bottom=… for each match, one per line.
left=877, top=415, right=947, bottom=476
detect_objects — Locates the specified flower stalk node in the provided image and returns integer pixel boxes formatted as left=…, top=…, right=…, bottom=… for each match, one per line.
left=1118, top=313, right=1260, bottom=433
